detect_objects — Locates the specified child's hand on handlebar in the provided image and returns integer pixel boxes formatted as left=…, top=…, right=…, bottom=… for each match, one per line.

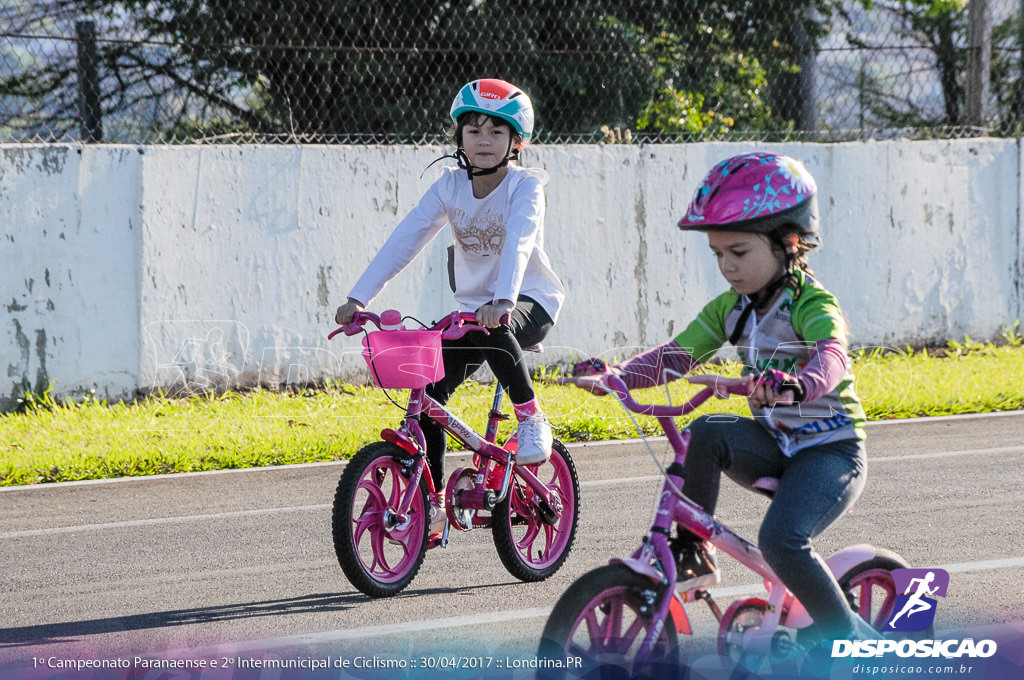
left=572, top=358, right=610, bottom=376
left=335, top=299, right=365, bottom=325
left=477, top=300, right=515, bottom=328
left=563, top=358, right=617, bottom=395
left=750, top=369, right=805, bottom=408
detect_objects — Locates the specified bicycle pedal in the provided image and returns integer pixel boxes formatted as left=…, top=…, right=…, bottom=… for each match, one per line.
left=692, top=588, right=724, bottom=621
left=680, top=588, right=703, bottom=603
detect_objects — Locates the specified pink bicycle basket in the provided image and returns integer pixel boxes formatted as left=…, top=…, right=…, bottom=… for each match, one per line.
left=361, top=329, right=444, bottom=389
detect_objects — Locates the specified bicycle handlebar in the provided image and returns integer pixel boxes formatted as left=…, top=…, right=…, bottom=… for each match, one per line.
left=327, top=309, right=505, bottom=341
left=557, top=372, right=751, bottom=418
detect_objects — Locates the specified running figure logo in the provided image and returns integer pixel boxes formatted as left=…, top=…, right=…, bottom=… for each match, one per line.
left=884, top=568, right=949, bottom=632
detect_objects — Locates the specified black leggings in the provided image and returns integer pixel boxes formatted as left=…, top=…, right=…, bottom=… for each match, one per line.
left=421, top=296, right=553, bottom=488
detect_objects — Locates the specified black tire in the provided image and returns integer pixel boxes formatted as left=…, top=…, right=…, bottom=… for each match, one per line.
left=332, top=441, right=429, bottom=598
left=492, top=438, right=580, bottom=581
left=538, top=564, right=681, bottom=679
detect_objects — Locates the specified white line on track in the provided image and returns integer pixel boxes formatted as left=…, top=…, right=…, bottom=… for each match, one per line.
left=0, top=506, right=331, bottom=539
left=4, top=410, right=1021, bottom=494
left=169, top=555, right=1024, bottom=656
left=4, top=445, right=1022, bottom=540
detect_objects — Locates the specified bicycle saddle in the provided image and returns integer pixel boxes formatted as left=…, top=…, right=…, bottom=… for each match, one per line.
left=752, top=477, right=778, bottom=498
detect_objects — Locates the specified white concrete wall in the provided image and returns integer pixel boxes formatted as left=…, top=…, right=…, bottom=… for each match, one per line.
left=2, top=140, right=1021, bottom=409
left=2, top=145, right=141, bottom=409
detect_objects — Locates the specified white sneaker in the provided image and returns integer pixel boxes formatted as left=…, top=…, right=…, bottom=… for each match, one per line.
left=515, top=414, right=553, bottom=465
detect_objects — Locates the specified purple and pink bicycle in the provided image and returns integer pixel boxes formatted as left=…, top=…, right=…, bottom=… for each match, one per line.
left=538, top=370, right=913, bottom=677
left=328, top=309, right=579, bottom=598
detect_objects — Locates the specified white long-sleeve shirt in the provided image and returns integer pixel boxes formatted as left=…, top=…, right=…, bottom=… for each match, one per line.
left=348, top=164, right=565, bottom=322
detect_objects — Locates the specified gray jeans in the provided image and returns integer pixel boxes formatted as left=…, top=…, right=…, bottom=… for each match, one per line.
left=683, top=414, right=867, bottom=639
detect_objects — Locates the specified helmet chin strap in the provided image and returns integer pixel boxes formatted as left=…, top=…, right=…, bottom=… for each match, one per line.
left=421, top=138, right=521, bottom=179
left=456, top=138, right=519, bottom=178
left=727, top=270, right=794, bottom=346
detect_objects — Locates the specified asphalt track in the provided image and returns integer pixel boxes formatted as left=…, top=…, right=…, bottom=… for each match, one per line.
left=2, top=411, right=1023, bottom=679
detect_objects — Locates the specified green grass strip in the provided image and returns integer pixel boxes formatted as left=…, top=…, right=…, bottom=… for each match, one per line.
left=3, top=339, right=1022, bottom=487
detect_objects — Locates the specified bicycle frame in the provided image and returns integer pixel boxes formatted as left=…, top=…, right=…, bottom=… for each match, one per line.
left=330, top=310, right=562, bottom=537
left=379, top=388, right=561, bottom=523
left=568, top=372, right=880, bottom=661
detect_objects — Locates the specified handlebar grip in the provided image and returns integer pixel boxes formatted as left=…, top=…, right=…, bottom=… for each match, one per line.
left=455, top=311, right=511, bottom=326
left=327, top=321, right=365, bottom=339
left=327, top=310, right=380, bottom=339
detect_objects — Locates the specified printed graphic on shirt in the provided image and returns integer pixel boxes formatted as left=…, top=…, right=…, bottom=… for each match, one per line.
left=451, top=208, right=506, bottom=256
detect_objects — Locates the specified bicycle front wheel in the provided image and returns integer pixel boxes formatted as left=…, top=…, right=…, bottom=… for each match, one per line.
left=332, top=442, right=429, bottom=598
left=538, top=564, right=681, bottom=679
left=492, top=438, right=579, bottom=581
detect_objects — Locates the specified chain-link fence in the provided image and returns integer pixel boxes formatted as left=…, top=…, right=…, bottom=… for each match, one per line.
left=2, top=1, right=1022, bottom=145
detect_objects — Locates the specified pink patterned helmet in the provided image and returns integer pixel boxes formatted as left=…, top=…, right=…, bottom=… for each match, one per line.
left=679, top=152, right=821, bottom=247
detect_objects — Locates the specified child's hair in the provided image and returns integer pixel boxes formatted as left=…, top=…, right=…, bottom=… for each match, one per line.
left=772, top=227, right=816, bottom=278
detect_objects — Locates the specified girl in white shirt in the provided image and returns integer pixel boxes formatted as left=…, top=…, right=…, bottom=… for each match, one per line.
left=336, top=79, right=565, bottom=532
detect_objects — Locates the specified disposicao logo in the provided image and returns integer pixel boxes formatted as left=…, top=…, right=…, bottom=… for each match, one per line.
left=885, top=568, right=949, bottom=632
left=832, top=568, right=998, bottom=660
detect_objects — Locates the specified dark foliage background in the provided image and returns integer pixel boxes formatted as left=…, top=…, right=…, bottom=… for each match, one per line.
left=2, top=0, right=1021, bottom=143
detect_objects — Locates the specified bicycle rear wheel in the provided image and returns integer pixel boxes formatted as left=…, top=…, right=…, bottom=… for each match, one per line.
left=492, top=439, right=579, bottom=581
left=538, top=564, right=681, bottom=679
left=837, top=548, right=910, bottom=631
left=332, top=442, right=429, bottom=598
left=799, top=549, right=913, bottom=677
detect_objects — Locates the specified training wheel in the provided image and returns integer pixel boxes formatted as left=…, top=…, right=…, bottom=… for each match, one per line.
left=445, top=467, right=478, bottom=531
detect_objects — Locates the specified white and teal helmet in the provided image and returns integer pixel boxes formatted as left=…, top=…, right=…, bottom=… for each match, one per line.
left=450, top=79, right=535, bottom=140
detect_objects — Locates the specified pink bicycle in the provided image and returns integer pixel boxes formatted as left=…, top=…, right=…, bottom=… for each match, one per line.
left=538, top=370, right=911, bottom=677
left=328, top=309, right=579, bottom=598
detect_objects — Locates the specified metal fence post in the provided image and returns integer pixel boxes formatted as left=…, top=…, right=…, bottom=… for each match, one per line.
left=1018, top=0, right=1024, bottom=131
left=77, top=20, right=103, bottom=143
left=965, top=0, right=991, bottom=133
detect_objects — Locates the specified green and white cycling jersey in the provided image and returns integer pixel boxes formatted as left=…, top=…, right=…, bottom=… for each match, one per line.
left=672, top=269, right=866, bottom=456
